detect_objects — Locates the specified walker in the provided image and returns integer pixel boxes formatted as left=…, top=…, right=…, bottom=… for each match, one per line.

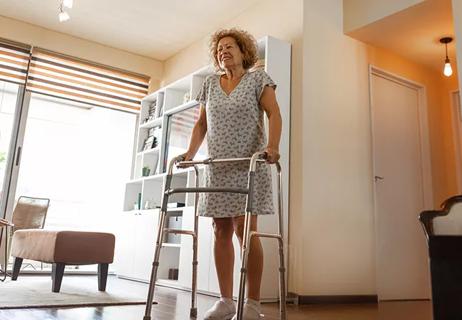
left=143, top=151, right=287, bottom=320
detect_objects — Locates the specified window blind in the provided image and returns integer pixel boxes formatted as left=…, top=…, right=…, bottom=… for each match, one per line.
left=0, top=42, right=31, bottom=85
left=27, top=48, right=149, bottom=113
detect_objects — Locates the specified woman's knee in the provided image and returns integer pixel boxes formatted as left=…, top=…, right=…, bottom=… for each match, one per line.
left=212, top=218, right=234, bottom=241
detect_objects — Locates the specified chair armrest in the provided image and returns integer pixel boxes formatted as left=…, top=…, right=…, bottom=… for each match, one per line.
left=419, top=195, right=462, bottom=239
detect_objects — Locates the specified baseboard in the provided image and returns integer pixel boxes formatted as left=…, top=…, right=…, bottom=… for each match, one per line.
left=297, top=295, right=378, bottom=305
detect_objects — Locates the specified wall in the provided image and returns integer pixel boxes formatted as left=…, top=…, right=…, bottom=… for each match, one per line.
left=343, top=0, right=424, bottom=33
left=0, top=15, right=163, bottom=92
left=300, top=0, right=459, bottom=296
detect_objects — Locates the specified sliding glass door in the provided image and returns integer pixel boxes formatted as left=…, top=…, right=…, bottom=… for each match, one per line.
left=15, top=93, right=137, bottom=232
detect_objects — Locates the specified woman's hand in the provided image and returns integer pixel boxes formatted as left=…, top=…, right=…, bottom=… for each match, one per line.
left=179, top=151, right=194, bottom=161
left=263, top=147, right=280, bottom=163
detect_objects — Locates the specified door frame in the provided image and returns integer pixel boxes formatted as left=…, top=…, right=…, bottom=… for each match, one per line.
left=449, top=90, right=462, bottom=193
left=368, top=65, right=434, bottom=299
left=0, top=87, right=31, bottom=220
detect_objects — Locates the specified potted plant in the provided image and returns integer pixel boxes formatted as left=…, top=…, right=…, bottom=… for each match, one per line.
left=142, top=166, right=151, bottom=177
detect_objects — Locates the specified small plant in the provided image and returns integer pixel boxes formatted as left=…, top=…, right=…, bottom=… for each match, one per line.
left=0, top=151, right=5, bottom=164
left=142, top=166, right=151, bottom=177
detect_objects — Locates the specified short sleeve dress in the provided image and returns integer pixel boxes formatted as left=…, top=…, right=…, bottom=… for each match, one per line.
left=195, top=68, right=276, bottom=218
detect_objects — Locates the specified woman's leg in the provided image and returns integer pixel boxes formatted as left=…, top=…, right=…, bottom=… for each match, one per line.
left=213, top=217, right=235, bottom=298
left=233, top=215, right=263, bottom=300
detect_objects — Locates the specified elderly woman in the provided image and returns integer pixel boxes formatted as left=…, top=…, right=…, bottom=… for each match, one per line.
left=181, top=28, right=282, bottom=320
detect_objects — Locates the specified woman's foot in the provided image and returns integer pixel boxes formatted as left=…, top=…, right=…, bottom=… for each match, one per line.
left=231, top=300, right=263, bottom=320
left=204, top=299, right=236, bottom=320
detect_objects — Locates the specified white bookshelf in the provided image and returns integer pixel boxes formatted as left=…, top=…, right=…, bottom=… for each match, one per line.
left=115, top=36, right=291, bottom=300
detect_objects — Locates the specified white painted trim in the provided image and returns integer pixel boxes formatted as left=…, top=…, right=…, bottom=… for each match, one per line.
left=368, top=65, right=434, bottom=299
left=450, top=90, right=462, bottom=193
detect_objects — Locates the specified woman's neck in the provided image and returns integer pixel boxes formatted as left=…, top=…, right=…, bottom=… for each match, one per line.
left=223, top=66, right=246, bottom=80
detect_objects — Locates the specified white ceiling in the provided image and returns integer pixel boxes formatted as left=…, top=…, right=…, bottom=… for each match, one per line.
left=347, top=0, right=457, bottom=74
left=0, top=0, right=261, bottom=61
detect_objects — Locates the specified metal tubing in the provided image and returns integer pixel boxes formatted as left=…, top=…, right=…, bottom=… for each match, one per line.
left=144, top=152, right=287, bottom=320
left=190, top=165, right=200, bottom=318
left=143, top=208, right=168, bottom=320
left=275, top=161, right=287, bottom=319
left=166, top=187, right=248, bottom=195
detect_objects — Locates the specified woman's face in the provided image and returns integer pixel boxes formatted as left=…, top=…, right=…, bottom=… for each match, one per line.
left=216, top=36, right=243, bottom=70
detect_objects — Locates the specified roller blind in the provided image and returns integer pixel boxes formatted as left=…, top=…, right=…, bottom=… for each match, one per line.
left=0, top=42, right=31, bottom=85
left=27, top=48, right=149, bottom=113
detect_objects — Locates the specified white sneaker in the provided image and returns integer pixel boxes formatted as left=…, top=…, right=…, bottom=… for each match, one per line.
left=204, top=300, right=236, bottom=320
left=231, top=303, right=263, bottom=320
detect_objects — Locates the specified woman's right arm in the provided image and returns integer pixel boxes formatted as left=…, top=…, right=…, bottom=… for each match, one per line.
left=183, top=105, right=207, bottom=160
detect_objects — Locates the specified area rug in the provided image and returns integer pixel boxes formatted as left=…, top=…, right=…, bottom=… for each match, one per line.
left=0, top=275, right=156, bottom=309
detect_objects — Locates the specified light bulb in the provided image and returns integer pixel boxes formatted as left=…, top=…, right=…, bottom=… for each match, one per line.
left=444, top=58, right=453, bottom=77
left=59, top=10, right=70, bottom=22
left=63, top=0, right=73, bottom=9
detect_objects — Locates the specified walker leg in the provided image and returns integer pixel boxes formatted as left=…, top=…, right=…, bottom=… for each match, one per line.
left=277, top=237, right=287, bottom=320
left=143, top=209, right=167, bottom=320
left=236, top=211, right=254, bottom=320
left=190, top=232, right=198, bottom=318
left=190, top=169, right=200, bottom=318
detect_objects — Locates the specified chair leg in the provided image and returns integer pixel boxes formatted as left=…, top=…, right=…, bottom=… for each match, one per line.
left=98, top=263, right=109, bottom=291
left=11, top=257, right=23, bottom=280
left=52, top=263, right=65, bottom=293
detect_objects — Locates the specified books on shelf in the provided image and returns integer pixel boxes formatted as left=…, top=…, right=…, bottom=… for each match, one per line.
left=167, top=202, right=185, bottom=208
left=141, top=126, right=161, bottom=152
left=142, top=100, right=160, bottom=124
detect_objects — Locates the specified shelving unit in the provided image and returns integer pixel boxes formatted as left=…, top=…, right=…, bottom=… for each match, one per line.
left=115, top=36, right=291, bottom=300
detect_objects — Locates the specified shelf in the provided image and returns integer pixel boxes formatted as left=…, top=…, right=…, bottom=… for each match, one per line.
left=140, top=117, right=162, bottom=128
left=157, top=279, right=180, bottom=286
left=128, top=172, right=165, bottom=184
left=162, top=243, right=181, bottom=248
left=164, top=100, right=199, bottom=116
left=126, top=179, right=143, bottom=185
left=137, top=146, right=160, bottom=156
left=143, top=172, right=166, bottom=181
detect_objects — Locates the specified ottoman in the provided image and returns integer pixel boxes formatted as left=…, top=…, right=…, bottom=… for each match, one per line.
left=11, top=230, right=115, bottom=293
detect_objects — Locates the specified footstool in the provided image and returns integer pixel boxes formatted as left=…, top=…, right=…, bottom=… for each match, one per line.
left=11, top=230, right=115, bottom=293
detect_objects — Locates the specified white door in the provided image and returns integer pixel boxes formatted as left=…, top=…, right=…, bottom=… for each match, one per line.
left=371, top=72, right=431, bottom=300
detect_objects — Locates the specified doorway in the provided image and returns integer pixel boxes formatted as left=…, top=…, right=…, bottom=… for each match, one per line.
left=370, top=66, right=433, bottom=300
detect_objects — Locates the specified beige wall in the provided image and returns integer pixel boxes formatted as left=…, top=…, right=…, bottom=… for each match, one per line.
left=343, top=0, right=424, bottom=33
left=0, top=15, right=163, bottom=92
left=301, top=0, right=459, bottom=295
left=160, top=0, right=460, bottom=296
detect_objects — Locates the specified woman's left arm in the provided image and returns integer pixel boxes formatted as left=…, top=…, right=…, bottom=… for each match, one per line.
left=260, top=86, right=282, bottom=163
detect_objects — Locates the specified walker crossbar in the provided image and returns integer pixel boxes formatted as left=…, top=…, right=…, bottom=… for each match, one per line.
left=143, top=151, right=287, bottom=320
left=166, top=187, right=249, bottom=195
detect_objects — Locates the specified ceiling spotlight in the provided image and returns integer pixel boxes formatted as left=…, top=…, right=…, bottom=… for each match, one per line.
left=58, top=6, right=70, bottom=22
left=439, top=37, right=453, bottom=77
left=63, top=0, right=73, bottom=9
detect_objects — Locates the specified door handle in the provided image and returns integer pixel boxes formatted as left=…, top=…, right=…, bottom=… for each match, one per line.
left=374, top=175, right=384, bottom=182
left=15, top=146, right=22, bottom=166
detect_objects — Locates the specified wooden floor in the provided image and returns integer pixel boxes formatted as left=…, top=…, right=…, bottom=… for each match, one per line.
left=0, top=275, right=433, bottom=320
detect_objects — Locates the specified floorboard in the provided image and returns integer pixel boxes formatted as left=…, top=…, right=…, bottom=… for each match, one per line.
left=0, top=275, right=433, bottom=320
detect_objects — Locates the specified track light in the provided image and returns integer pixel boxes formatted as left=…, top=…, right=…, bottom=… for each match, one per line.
left=58, top=6, right=70, bottom=22
left=58, top=0, right=73, bottom=23
left=63, top=0, right=73, bottom=9
left=440, top=37, right=453, bottom=77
